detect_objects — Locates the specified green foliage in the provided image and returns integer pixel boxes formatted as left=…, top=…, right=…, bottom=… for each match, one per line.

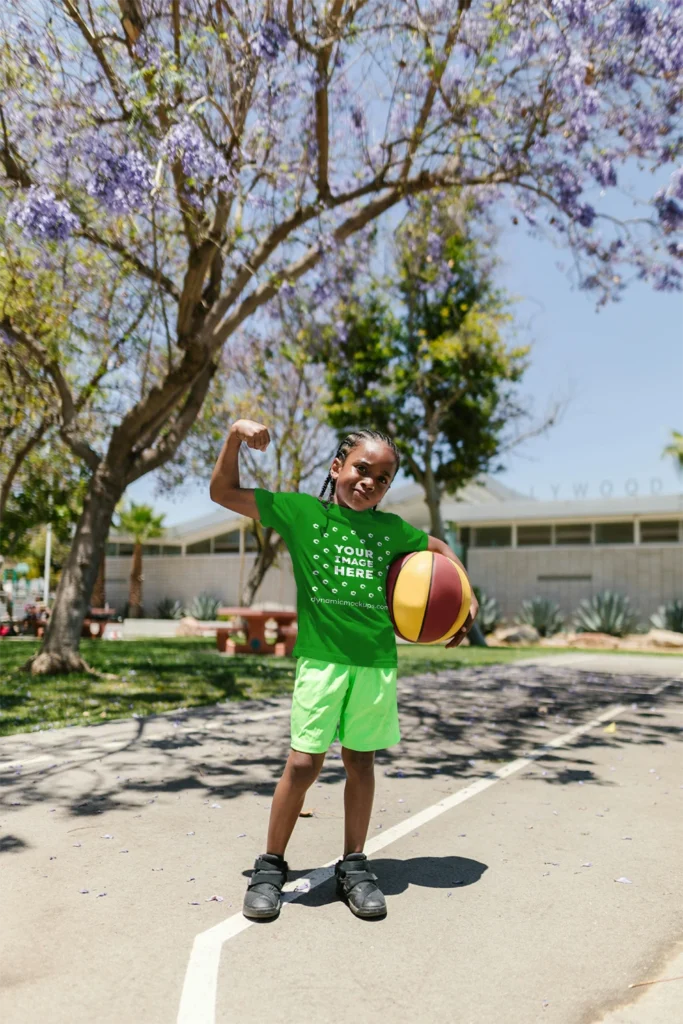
left=319, top=194, right=530, bottom=501
left=650, top=599, right=683, bottom=633
left=517, top=596, right=564, bottom=637
left=0, top=445, right=87, bottom=558
left=663, top=430, right=683, bottom=472
left=115, top=501, right=165, bottom=542
left=472, top=586, right=501, bottom=634
left=186, top=592, right=221, bottom=620
left=157, top=597, right=184, bottom=620
left=573, top=591, right=639, bottom=637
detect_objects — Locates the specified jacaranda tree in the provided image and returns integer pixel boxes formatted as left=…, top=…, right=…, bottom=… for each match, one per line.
left=0, top=0, right=681, bottom=672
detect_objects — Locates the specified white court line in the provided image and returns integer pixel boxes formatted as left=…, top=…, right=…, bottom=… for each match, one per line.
left=177, top=684, right=683, bottom=1024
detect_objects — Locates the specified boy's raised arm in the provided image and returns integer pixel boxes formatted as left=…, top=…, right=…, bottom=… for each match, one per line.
left=209, top=419, right=271, bottom=520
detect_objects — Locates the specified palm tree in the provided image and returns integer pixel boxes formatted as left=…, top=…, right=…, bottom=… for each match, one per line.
left=663, top=430, right=683, bottom=472
left=115, top=502, right=165, bottom=618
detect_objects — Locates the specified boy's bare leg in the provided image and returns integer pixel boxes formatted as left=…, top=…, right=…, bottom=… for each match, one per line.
left=266, top=748, right=325, bottom=857
left=341, top=748, right=376, bottom=855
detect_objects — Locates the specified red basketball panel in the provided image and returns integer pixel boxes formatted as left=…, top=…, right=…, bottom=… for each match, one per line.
left=386, top=551, right=419, bottom=641
left=418, top=554, right=464, bottom=643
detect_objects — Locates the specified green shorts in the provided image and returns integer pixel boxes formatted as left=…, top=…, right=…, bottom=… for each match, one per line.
left=290, top=657, right=401, bottom=754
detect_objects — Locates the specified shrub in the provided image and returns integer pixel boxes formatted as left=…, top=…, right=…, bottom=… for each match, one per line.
left=573, top=590, right=638, bottom=637
left=472, top=587, right=501, bottom=634
left=650, top=599, right=683, bottom=633
left=185, top=593, right=222, bottom=620
left=157, top=598, right=184, bottom=620
left=517, top=597, right=564, bottom=637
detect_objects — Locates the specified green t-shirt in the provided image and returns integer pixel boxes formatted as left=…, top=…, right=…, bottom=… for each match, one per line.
left=254, top=490, right=429, bottom=668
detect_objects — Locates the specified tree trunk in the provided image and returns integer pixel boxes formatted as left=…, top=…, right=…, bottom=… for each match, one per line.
left=128, top=542, right=143, bottom=617
left=23, top=466, right=124, bottom=674
left=423, top=463, right=447, bottom=541
left=240, top=530, right=284, bottom=606
left=423, top=459, right=487, bottom=646
left=92, top=551, right=106, bottom=608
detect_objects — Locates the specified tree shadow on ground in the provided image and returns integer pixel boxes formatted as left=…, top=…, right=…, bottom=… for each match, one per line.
left=1, top=663, right=681, bottom=829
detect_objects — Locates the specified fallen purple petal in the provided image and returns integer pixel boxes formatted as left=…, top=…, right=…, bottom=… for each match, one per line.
left=101, top=834, right=113, bottom=839
left=206, top=894, right=224, bottom=902
left=187, top=831, right=195, bottom=836
left=615, top=876, right=633, bottom=884
left=79, top=888, right=89, bottom=894
left=236, top=832, right=247, bottom=838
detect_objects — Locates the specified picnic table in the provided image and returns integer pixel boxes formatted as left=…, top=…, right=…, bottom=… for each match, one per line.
left=216, top=607, right=297, bottom=657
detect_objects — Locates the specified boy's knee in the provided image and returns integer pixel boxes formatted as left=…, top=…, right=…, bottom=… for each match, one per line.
left=341, top=747, right=375, bottom=776
left=287, top=750, right=322, bottom=786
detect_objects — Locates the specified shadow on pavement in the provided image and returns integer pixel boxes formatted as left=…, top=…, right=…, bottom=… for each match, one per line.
left=1, top=663, right=682, bottom=831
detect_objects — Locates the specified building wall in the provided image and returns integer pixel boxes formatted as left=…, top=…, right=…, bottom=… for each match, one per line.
left=468, top=545, right=683, bottom=621
left=104, top=552, right=297, bottom=613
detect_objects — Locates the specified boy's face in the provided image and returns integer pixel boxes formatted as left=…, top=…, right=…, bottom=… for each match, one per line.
left=330, top=440, right=397, bottom=511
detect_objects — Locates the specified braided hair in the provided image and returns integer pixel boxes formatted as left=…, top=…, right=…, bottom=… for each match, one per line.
left=318, top=429, right=400, bottom=512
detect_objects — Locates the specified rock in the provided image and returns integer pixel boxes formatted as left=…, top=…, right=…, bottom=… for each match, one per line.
left=492, top=624, right=540, bottom=644
left=175, top=616, right=205, bottom=637
left=570, top=632, right=620, bottom=649
left=646, top=628, right=683, bottom=648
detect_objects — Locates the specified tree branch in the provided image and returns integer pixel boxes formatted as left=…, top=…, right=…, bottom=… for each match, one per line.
left=0, top=317, right=101, bottom=471
left=125, top=358, right=218, bottom=482
left=0, top=417, right=51, bottom=525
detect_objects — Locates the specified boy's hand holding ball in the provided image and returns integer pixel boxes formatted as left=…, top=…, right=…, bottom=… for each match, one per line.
left=231, top=419, right=271, bottom=452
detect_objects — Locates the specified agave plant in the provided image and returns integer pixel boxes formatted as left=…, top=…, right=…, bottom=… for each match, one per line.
left=472, top=587, right=501, bottom=635
left=573, top=590, right=639, bottom=637
left=650, top=599, right=683, bottom=633
left=185, top=593, right=222, bottom=621
left=517, top=597, right=564, bottom=637
left=157, top=597, right=184, bottom=620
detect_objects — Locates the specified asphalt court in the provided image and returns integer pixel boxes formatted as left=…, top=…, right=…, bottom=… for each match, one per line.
left=1, top=653, right=682, bottom=1024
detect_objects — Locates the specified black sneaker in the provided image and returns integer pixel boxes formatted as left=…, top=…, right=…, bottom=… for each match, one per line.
left=335, top=852, right=387, bottom=918
left=243, top=853, right=289, bottom=920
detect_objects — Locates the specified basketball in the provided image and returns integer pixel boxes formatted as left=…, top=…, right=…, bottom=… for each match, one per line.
left=386, top=550, right=472, bottom=644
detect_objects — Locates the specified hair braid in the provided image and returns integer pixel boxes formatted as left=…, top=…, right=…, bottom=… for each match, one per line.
left=318, top=428, right=400, bottom=511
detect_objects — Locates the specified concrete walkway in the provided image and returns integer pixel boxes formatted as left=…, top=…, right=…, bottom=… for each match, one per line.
left=1, top=653, right=682, bottom=1024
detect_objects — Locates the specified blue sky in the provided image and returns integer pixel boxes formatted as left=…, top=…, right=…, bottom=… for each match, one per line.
left=130, top=174, right=683, bottom=525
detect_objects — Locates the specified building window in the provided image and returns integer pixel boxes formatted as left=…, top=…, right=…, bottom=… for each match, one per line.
left=595, top=521, right=634, bottom=545
left=472, top=526, right=512, bottom=548
left=106, top=542, right=118, bottom=556
left=459, top=527, right=471, bottom=546
left=142, top=544, right=160, bottom=556
left=640, top=520, right=680, bottom=543
left=118, top=543, right=134, bottom=556
left=555, top=523, right=591, bottom=545
left=213, top=531, right=240, bottom=553
left=518, top=525, right=552, bottom=546
left=161, top=545, right=181, bottom=556
left=186, top=539, right=212, bottom=554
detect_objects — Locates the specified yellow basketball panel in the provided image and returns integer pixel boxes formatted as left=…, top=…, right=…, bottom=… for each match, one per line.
left=392, top=550, right=433, bottom=642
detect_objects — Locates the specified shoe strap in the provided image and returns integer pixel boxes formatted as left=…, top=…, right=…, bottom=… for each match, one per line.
left=337, top=868, right=378, bottom=887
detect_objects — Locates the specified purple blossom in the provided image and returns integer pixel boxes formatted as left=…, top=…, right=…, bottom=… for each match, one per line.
left=588, top=156, right=617, bottom=189
left=575, top=203, right=596, bottom=228
left=622, top=1, right=649, bottom=40
left=253, top=20, right=288, bottom=62
left=9, top=186, right=78, bottom=242
left=86, top=147, right=153, bottom=213
left=655, top=195, right=683, bottom=234
left=161, top=120, right=230, bottom=185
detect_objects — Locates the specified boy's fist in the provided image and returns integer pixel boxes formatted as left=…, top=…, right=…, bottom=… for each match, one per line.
left=230, top=419, right=270, bottom=451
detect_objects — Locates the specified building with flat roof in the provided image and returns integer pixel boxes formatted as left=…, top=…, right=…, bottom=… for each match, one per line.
left=105, top=480, right=683, bottom=622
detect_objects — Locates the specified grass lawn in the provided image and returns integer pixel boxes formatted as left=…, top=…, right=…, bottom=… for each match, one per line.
left=0, top=637, right=676, bottom=738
